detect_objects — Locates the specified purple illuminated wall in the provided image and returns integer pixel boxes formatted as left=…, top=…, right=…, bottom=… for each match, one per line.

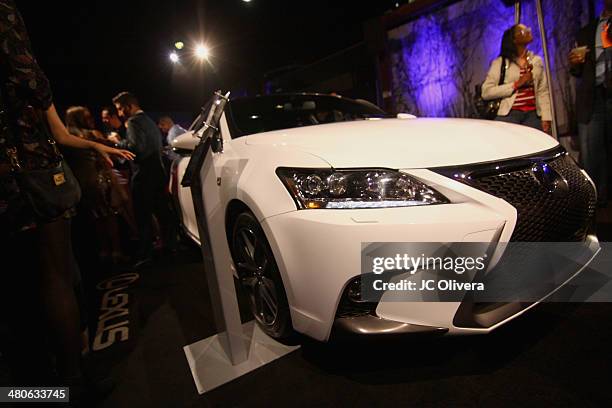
left=388, top=0, right=602, bottom=133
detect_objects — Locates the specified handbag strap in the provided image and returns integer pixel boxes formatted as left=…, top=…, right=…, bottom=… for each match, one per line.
left=498, top=57, right=506, bottom=86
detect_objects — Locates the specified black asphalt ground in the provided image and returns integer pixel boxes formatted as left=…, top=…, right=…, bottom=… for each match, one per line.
left=96, top=231, right=612, bottom=407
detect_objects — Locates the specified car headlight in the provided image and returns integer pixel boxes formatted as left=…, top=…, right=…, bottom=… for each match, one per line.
left=276, top=168, right=449, bottom=209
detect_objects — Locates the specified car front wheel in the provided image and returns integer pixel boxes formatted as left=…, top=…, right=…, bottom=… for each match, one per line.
left=230, top=211, right=293, bottom=341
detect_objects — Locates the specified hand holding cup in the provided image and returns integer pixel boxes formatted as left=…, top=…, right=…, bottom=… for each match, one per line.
left=569, top=46, right=589, bottom=66
left=515, top=70, right=534, bottom=89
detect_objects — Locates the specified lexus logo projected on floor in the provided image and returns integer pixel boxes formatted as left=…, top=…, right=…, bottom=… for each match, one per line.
left=93, top=272, right=140, bottom=351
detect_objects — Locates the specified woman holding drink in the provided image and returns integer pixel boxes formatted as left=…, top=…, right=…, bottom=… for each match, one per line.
left=482, top=24, right=552, bottom=132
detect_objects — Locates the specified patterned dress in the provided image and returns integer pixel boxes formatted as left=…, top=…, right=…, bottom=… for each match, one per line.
left=64, top=128, right=116, bottom=219
left=0, top=0, right=63, bottom=233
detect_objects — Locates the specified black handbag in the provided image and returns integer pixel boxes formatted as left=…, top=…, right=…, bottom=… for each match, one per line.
left=1, top=95, right=81, bottom=221
left=11, top=145, right=82, bottom=221
left=474, top=57, right=507, bottom=120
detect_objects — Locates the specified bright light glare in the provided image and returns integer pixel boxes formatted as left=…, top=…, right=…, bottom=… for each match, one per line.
left=174, top=41, right=184, bottom=50
left=169, top=52, right=180, bottom=63
left=195, top=44, right=210, bottom=60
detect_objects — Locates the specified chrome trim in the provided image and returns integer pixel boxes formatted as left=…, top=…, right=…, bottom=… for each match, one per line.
left=432, top=145, right=567, bottom=180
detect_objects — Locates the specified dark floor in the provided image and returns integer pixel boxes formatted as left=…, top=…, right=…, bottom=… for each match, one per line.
left=93, top=241, right=612, bottom=408
left=2, top=211, right=612, bottom=407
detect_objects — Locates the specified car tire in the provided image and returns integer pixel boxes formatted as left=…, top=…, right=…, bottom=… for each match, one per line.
left=230, top=211, right=294, bottom=341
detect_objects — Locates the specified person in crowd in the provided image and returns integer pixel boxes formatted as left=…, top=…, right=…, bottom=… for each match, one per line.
left=64, top=106, right=124, bottom=263
left=569, top=0, right=612, bottom=207
left=101, top=105, right=126, bottom=140
left=482, top=24, right=552, bottom=132
left=108, top=92, right=175, bottom=267
left=0, top=0, right=133, bottom=391
left=156, top=117, right=185, bottom=238
left=101, top=105, right=138, bottom=240
left=158, top=115, right=187, bottom=146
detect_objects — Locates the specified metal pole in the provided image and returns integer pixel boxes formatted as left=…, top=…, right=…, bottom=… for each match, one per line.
left=535, top=0, right=558, bottom=139
left=514, top=1, right=521, bottom=24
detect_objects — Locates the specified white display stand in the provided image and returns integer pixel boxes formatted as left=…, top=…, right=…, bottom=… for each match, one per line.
left=182, top=93, right=299, bottom=394
left=184, top=321, right=299, bottom=394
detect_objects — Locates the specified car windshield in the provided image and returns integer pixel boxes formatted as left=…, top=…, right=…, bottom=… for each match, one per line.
left=225, top=94, right=388, bottom=138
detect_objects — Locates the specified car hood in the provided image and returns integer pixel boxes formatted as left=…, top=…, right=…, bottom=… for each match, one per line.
left=243, top=118, right=559, bottom=168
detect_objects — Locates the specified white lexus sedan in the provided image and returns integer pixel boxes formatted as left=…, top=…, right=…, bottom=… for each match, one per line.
left=169, top=93, right=598, bottom=342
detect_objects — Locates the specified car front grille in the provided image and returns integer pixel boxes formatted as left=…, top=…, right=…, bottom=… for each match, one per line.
left=434, top=148, right=596, bottom=242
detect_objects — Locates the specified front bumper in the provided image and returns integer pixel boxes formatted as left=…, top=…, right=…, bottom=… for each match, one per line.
left=371, top=233, right=600, bottom=337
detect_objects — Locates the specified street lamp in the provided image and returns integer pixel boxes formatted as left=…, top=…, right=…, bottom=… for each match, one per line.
left=169, top=51, right=180, bottom=63
left=195, top=44, right=210, bottom=61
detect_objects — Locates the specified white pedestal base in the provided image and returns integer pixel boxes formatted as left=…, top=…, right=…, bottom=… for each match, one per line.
left=183, top=321, right=300, bottom=394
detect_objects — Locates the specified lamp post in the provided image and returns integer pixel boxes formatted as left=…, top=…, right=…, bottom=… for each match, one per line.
left=514, top=1, right=521, bottom=24
left=534, top=0, right=558, bottom=139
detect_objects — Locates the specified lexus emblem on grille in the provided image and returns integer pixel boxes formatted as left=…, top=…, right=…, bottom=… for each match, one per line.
left=531, top=162, right=569, bottom=197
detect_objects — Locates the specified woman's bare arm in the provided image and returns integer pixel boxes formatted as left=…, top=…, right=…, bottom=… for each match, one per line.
left=45, top=104, right=135, bottom=166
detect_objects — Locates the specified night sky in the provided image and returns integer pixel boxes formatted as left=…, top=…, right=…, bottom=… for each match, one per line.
left=17, top=1, right=398, bottom=119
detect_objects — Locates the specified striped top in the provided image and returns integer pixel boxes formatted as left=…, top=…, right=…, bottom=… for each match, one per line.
left=512, top=67, right=536, bottom=112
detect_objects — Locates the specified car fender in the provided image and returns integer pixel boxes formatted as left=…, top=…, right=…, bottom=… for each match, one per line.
left=229, top=142, right=332, bottom=222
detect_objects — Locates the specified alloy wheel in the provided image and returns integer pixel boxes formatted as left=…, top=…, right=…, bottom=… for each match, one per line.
left=234, top=226, right=279, bottom=327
